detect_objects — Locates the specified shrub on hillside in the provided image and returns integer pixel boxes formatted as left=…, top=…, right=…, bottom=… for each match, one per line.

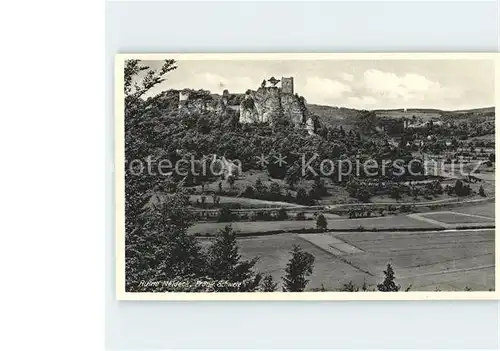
left=454, top=180, right=471, bottom=197
left=277, top=207, right=288, bottom=220
left=242, top=185, right=255, bottom=198
left=479, top=185, right=486, bottom=197
left=295, top=212, right=306, bottom=221
left=316, top=213, right=327, bottom=231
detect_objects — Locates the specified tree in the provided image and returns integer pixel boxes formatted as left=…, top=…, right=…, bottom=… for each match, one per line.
left=126, top=186, right=207, bottom=291
left=377, top=263, right=400, bottom=292
left=340, top=281, right=359, bottom=292
left=316, top=213, right=327, bottom=231
left=227, top=174, right=236, bottom=190
left=277, top=207, right=288, bottom=220
left=206, top=225, right=262, bottom=291
left=255, top=178, right=267, bottom=197
left=296, top=212, right=306, bottom=221
left=389, top=185, right=401, bottom=200
left=479, top=185, right=486, bottom=197
left=212, top=194, right=221, bottom=205
left=124, top=59, right=177, bottom=98
left=489, top=153, right=495, bottom=163
left=242, top=185, right=255, bottom=198
left=261, top=274, right=278, bottom=292
left=282, top=245, right=315, bottom=292
left=310, top=177, right=326, bottom=199
left=454, top=179, right=471, bottom=197
left=269, top=182, right=281, bottom=200
left=285, top=163, right=302, bottom=189
left=217, top=205, right=234, bottom=222
left=295, top=187, right=309, bottom=205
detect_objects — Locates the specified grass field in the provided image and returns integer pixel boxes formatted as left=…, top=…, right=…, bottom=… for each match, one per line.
left=420, top=212, right=493, bottom=224
left=204, top=229, right=494, bottom=291
left=194, top=200, right=495, bottom=291
left=454, top=202, right=495, bottom=219
left=199, top=234, right=368, bottom=290
left=189, top=220, right=316, bottom=235
left=334, top=229, right=494, bottom=291
left=188, top=213, right=459, bottom=235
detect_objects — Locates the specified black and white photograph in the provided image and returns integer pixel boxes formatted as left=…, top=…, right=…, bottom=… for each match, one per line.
left=117, top=54, right=497, bottom=298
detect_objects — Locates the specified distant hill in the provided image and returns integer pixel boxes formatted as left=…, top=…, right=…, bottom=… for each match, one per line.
left=307, top=103, right=495, bottom=129
left=446, top=106, right=494, bottom=114
left=307, top=104, right=362, bottom=130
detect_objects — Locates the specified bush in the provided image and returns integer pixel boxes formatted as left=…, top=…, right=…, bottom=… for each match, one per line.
left=277, top=207, right=288, bottom=220
left=260, top=274, right=277, bottom=292
left=316, top=213, right=327, bottom=231
left=248, top=211, right=257, bottom=221
left=255, top=210, right=272, bottom=221
left=295, top=187, right=310, bottom=205
left=339, top=281, right=359, bottom=292
left=296, top=212, right=306, bottom=221
left=399, top=204, right=414, bottom=213
left=454, top=180, right=471, bottom=197
left=269, top=182, right=281, bottom=200
left=242, top=185, right=255, bottom=198
left=479, top=185, right=486, bottom=197
left=217, top=205, right=237, bottom=222
left=389, top=186, right=401, bottom=200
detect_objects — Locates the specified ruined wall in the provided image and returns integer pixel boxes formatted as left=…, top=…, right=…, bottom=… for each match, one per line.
left=280, top=93, right=304, bottom=127
left=281, top=77, right=294, bottom=94
left=178, top=90, right=226, bottom=115
left=253, top=87, right=282, bottom=123
left=305, top=117, right=315, bottom=135
left=239, top=95, right=259, bottom=123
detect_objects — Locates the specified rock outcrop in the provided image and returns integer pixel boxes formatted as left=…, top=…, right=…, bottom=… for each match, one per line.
left=305, top=117, right=315, bottom=135
left=169, top=77, right=312, bottom=132
left=239, top=84, right=307, bottom=127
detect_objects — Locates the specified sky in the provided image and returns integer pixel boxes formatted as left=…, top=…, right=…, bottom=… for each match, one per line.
left=138, top=59, right=494, bottom=110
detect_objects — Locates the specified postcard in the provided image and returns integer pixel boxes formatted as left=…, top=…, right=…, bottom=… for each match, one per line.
left=115, top=53, right=498, bottom=300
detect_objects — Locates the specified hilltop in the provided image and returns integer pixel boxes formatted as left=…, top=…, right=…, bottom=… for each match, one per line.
left=308, top=103, right=495, bottom=129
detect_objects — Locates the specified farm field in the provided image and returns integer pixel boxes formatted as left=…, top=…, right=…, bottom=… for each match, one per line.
left=202, top=228, right=494, bottom=291
left=190, top=220, right=316, bottom=235
left=334, top=229, right=494, bottom=291
left=419, top=211, right=493, bottom=224
left=187, top=210, right=494, bottom=236
left=195, top=203, right=495, bottom=291
left=199, top=234, right=369, bottom=291
left=453, top=202, right=495, bottom=218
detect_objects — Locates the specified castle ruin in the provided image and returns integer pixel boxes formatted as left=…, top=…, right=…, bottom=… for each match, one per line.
left=239, top=76, right=307, bottom=127
left=281, top=77, right=294, bottom=94
left=174, top=76, right=316, bottom=135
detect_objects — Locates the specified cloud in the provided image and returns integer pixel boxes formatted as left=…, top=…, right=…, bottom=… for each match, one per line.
left=301, top=77, right=352, bottom=104
left=363, top=69, right=462, bottom=102
left=347, top=96, right=378, bottom=108
left=341, top=73, right=354, bottom=82
left=197, top=73, right=255, bottom=93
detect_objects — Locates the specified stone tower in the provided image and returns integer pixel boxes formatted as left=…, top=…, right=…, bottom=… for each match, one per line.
left=281, top=77, right=294, bottom=94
